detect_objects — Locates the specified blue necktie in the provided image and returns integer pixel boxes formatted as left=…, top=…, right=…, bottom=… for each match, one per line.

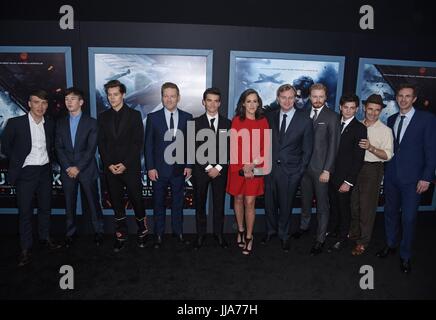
left=396, top=115, right=405, bottom=143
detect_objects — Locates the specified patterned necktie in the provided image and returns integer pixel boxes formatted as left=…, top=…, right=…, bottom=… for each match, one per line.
left=312, top=108, right=318, bottom=122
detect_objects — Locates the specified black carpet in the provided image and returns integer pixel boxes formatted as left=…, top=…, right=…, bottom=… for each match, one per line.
left=1, top=213, right=435, bottom=300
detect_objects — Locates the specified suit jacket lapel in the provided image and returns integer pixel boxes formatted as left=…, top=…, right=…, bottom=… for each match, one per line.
left=399, top=112, right=416, bottom=145
left=64, top=117, right=73, bottom=150
left=73, top=115, right=85, bottom=150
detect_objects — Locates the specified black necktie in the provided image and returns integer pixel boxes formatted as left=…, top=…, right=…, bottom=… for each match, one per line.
left=396, top=115, right=405, bottom=143
left=341, top=121, right=345, bottom=134
left=312, top=109, right=318, bottom=122
left=170, top=112, right=175, bottom=140
left=210, top=118, right=216, bottom=133
left=279, top=114, right=287, bottom=143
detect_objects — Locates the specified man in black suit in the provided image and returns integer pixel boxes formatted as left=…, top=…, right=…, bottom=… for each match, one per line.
left=295, top=83, right=341, bottom=256
left=98, top=80, right=148, bottom=252
left=327, top=93, right=367, bottom=252
left=262, top=84, right=313, bottom=251
left=192, top=88, right=231, bottom=249
left=1, top=90, right=61, bottom=267
left=55, top=87, right=104, bottom=247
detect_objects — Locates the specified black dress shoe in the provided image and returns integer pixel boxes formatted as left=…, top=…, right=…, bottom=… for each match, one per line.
left=40, top=239, right=62, bottom=251
left=176, top=234, right=190, bottom=245
left=18, top=250, right=31, bottom=267
left=63, top=236, right=74, bottom=248
left=291, top=229, right=308, bottom=239
left=154, top=235, right=163, bottom=249
left=113, top=239, right=126, bottom=252
left=325, top=231, right=339, bottom=238
left=261, top=233, right=276, bottom=244
left=327, top=240, right=347, bottom=253
left=376, top=245, right=397, bottom=258
left=400, top=258, right=411, bottom=274
left=310, top=241, right=324, bottom=256
left=94, top=233, right=104, bottom=246
left=193, top=235, right=206, bottom=250
left=137, top=234, right=148, bottom=248
left=214, top=234, right=228, bottom=248
left=281, top=239, right=290, bottom=252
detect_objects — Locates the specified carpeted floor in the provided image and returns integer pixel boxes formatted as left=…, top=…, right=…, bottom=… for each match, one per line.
left=1, top=213, right=435, bottom=300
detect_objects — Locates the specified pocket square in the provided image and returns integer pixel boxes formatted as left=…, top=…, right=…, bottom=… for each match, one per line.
left=317, top=122, right=326, bottom=125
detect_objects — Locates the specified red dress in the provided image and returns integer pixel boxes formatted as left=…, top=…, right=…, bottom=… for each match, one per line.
left=226, top=116, right=270, bottom=196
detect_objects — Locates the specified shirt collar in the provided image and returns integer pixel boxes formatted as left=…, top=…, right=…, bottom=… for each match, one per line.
left=312, top=105, right=324, bottom=114
left=400, top=107, right=415, bottom=118
left=164, top=107, right=178, bottom=116
left=69, top=112, right=82, bottom=120
left=280, top=107, right=295, bottom=117
left=28, top=113, right=45, bottom=125
left=341, top=116, right=354, bottom=125
left=206, top=113, right=218, bottom=121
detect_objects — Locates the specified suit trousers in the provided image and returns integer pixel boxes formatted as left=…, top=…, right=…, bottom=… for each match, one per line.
left=328, top=181, right=353, bottom=241
left=152, top=174, right=185, bottom=236
left=264, top=166, right=301, bottom=240
left=105, top=171, right=146, bottom=238
left=193, top=171, right=227, bottom=236
left=300, top=169, right=330, bottom=243
left=349, top=162, right=384, bottom=247
left=62, top=176, right=104, bottom=236
left=384, top=175, right=421, bottom=260
left=16, top=164, right=52, bottom=250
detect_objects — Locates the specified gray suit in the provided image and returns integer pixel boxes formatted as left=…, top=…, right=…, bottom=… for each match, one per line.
left=299, top=105, right=340, bottom=243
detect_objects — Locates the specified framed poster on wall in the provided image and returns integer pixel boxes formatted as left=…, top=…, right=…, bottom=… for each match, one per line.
left=88, top=47, right=213, bottom=213
left=0, top=46, right=73, bottom=213
left=227, top=51, right=345, bottom=213
left=356, top=57, right=436, bottom=211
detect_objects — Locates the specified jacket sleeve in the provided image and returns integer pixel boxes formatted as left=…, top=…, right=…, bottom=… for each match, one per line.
left=55, top=120, right=71, bottom=172
left=97, top=115, right=110, bottom=170
left=185, top=113, right=194, bottom=170
left=301, top=118, right=314, bottom=175
left=323, top=113, right=340, bottom=172
left=345, top=125, right=367, bottom=185
left=121, top=111, right=144, bottom=170
left=144, top=113, right=155, bottom=171
left=422, top=114, right=436, bottom=182
left=76, top=119, right=98, bottom=172
left=1, top=118, right=15, bottom=158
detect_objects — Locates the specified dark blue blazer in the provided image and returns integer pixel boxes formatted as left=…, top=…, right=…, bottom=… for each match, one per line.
left=55, top=113, right=99, bottom=181
left=265, top=108, right=313, bottom=176
left=145, top=108, right=193, bottom=178
left=1, top=114, right=54, bottom=185
left=385, top=109, right=436, bottom=184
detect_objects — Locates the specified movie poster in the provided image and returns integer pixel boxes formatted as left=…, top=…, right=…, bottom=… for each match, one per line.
left=356, top=58, right=436, bottom=210
left=88, top=47, right=213, bottom=211
left=0, top=47, right=73, bottom=212
left=228, top=51, right=345, bottom=212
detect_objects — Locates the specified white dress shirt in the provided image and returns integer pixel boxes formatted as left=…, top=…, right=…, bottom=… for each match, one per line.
left=164, top=107, right=179, bottom=138
left=393, top=107, right=415, bottom=143
left=205, top=113, right=222, bottom=172
left=22, top=113, right=49, bottom=167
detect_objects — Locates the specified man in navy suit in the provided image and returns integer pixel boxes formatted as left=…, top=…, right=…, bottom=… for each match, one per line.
left=377, top=84, right=436, bottom=274
left=1, top=90, right=61, bottom=267
left=145, top=82, right=193, bottom=248
left=55, top=87, right=104, bottom=247
left=262, top=84, right=313, bottom=251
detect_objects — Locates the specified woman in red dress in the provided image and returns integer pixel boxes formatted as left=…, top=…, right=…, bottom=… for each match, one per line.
left=226, top=89, right=270, bottom=255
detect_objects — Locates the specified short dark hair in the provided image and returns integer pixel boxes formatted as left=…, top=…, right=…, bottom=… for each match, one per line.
left=276, top=84, right=297, bottom=96
left=65, top=87, right=84, bottom=100
left=339, top=93, right=360, bottom=107
left=396, top=83, right=418, bottom=97
left=104, top=80, right=126, bottom=94
left=235, top=89, right=264, bottom=120
left=203, top=87, right=221, bottom=101
left=28, top=89, right=49, bottom=101
left=161, top=82, right=180, bottom=96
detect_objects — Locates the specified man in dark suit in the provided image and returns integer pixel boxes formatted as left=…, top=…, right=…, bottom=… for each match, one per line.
left=377, top=84, right=436, bottom=273
left=1, top=90, right=61, bottom=267
left=192, top=88, right=231, bottom=249
left=327, top=93, right=367, bottom=252
left=98, top=80, right=148, bottom=252
left=262, top=84, right=313, bottom=251
left=294, top=83, right=341, bottom=256
left=55, top=87, right=104, bottom=247
left=145, top=82, right=193, bottom=249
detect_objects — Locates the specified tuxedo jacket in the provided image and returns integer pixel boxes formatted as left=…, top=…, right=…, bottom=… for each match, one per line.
left=97, top=105, right=144, bottom=174
left=331, top=117, right=367, bottom=186
left=192, top=113, right=231, bottom=177
left=55, top=113, right=99, bottom=181
left=385, top=109, right=436, bottom=184
left=1, top=114, right=54, bottom=185
left=145, top=107, right=193, bottom=177
left=266, top=108, right=313, bottom=176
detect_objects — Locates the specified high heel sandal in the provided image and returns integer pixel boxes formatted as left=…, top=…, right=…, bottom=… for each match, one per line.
left=237, top=229, right=245, bottom=248
left=242, top=236, right=253, bottom=255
